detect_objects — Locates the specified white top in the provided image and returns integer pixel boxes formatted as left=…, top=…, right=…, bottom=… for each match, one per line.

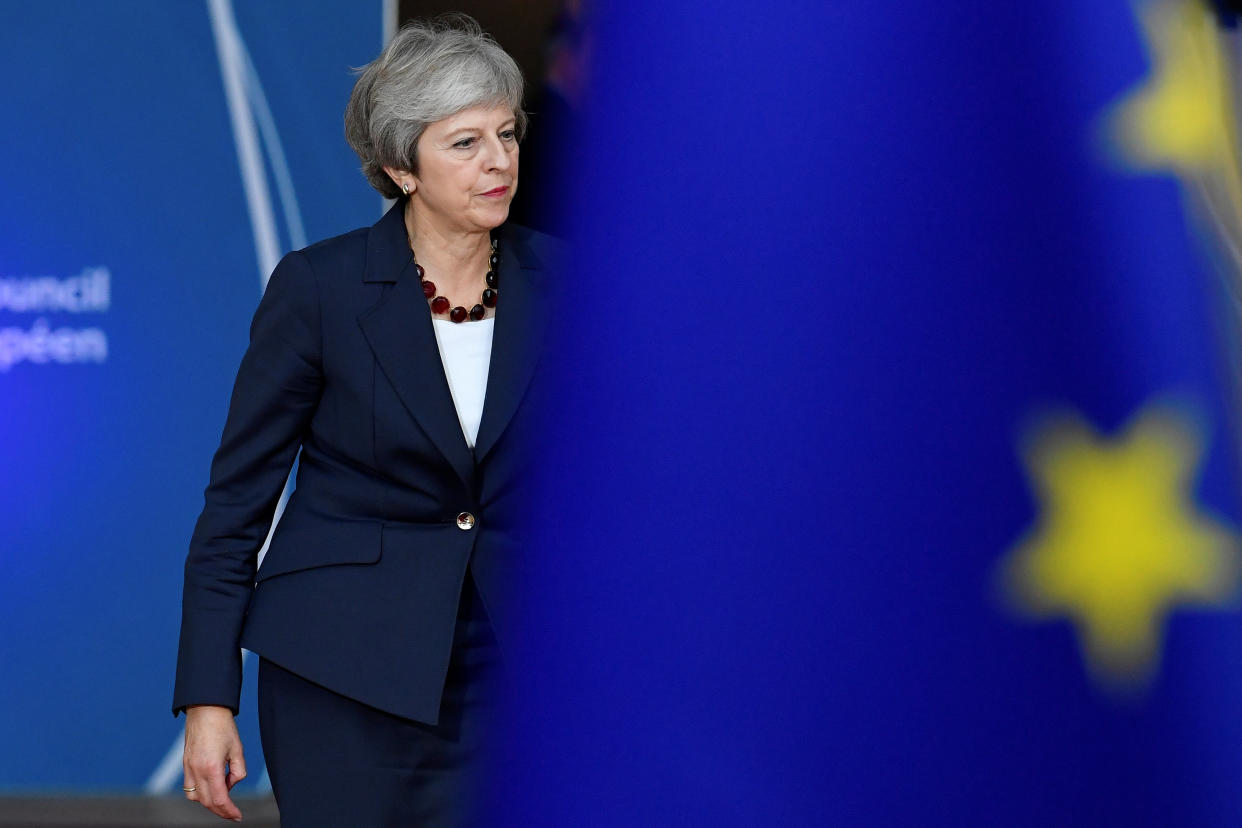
left=431, top=316, right=495, bottom=449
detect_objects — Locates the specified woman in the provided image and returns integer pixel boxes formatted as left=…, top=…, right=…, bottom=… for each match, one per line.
left=172, top=16, right=557, bottom=826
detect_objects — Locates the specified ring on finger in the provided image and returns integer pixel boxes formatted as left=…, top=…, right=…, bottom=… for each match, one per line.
left=183, top=786, right=197, bottom=793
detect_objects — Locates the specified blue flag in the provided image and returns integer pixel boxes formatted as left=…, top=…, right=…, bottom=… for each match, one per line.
left=497, top=1, right=1242, bottom=825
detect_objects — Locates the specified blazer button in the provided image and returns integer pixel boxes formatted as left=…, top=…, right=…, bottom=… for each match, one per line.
left=456, top=512, right=476, bottom=530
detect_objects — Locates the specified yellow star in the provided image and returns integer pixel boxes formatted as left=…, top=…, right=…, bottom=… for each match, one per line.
left=998, top=403, right=1239, bottom=689
left=1109, top=0, right=1239, bottom=180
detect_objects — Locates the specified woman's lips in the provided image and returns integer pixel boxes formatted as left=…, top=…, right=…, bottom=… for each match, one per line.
left=479, top=186, right=509, bottom=197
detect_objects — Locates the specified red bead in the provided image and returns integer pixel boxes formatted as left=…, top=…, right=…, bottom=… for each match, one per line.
left=469, top=304, right=486, bottom=320
left=414, top=264, right=424, bottom=278
left=482, top=289, right=497, bottom=308
left=431, top=296, right=450, bottom=314
left=421, top=280, right=436, bottom=298
left=450, top=306, right=468, bottom=323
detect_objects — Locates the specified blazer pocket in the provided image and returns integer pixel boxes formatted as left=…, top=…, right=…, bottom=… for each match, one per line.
left=255, top=507, right=383, bottom=583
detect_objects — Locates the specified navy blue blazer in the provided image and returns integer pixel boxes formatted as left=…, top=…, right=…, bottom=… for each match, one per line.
left=173, top=200, right=556, bottom=725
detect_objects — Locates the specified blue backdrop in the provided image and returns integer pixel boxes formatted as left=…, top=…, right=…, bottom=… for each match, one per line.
left=0, top=1, right=380, bottom=792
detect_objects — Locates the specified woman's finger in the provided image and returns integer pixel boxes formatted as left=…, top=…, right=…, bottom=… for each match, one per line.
left=181, top=764, right=199, bottom=802
left=225, top=752, right=248, bottom=791
left=202, top=769, right=243, bottom=822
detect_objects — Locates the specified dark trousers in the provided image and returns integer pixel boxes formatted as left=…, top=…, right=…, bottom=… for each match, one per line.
left=258, top=569, right=500, bottom=828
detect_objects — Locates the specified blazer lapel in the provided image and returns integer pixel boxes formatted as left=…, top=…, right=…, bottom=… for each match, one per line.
left=473, top=225, right=551, bottom=464
left=357, top=202, right=477, bottom=491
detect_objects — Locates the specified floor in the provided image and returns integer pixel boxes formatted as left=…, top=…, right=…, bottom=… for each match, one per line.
left=0, top=796, right=280, bottom=827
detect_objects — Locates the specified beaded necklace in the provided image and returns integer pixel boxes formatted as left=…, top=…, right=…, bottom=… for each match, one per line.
left=410, top=235, right=499, bottom=323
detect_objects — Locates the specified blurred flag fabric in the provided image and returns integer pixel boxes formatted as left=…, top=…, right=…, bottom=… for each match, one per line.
left=495, top=0, right=1242, bottom=825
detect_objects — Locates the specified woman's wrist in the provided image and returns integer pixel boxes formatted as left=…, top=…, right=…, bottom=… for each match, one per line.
left=184, top=704, right=233, bottom=716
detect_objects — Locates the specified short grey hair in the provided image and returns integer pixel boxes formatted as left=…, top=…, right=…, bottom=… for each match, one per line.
left=345, top=15, right=527, bottom=199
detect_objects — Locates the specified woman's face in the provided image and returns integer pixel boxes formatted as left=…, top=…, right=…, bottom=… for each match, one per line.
left=410, top=102, right=519, bottom=234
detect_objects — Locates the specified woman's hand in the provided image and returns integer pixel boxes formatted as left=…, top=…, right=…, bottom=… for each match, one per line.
left=183, top=704, right=247, bottom=822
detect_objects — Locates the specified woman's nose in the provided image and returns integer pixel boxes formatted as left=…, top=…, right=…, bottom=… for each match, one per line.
left=484, top=138, right=513, bottom=172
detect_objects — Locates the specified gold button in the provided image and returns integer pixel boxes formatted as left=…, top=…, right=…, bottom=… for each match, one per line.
left=456, top=512, right=476, bottom=530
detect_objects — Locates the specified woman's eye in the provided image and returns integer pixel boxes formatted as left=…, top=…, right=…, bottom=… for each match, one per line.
left=500, top=130, right=517, bottom=141
left=453, top=138, right=476, bottom=149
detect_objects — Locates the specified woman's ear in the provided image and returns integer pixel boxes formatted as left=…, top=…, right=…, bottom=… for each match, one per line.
left=382, top=166, right=415, bottom=196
